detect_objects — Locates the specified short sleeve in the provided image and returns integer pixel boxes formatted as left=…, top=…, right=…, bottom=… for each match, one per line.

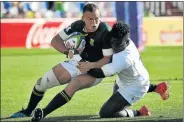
left=101, top=52, right=131, bottom=77
left=58, top=20, right=84, bottom=41
left=58, top=22, right=76, bottom=41
left=102, top=29, right=113, bottom=56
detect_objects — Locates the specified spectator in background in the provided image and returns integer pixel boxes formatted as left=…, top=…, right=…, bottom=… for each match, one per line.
left=63, top=2, right=86, bottom=18
left=45, top=1, right=55, bottom=18
left=17, top=8, right=25, bottom=18
left=1, top=1, right=116, bottom=18
left=1, top=2, right=6, bottom=18
left=30, top=2, right=46, bottom=18
left=2, top=2, right=12, bottom=13
left=8, top=2, right=19, bottom=18
left=21, top=2, right=32, bottom=18
left=55, top=2, right=65, bottom=18
left=2, top=1, right=182, bottom=18
left=93, top=2, right=116, bottom=17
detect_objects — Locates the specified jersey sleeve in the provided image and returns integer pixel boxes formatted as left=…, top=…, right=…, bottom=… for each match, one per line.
left=101, top=23, right=113, bottom=56
left=101, top=53, right=131, bottom=77
left=58, top=21, right=78, bottom=41
left=87, top=68, right=106, bottom=78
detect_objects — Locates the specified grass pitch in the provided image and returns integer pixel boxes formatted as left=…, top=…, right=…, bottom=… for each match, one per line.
left=1, top=46, right=183, bottom=122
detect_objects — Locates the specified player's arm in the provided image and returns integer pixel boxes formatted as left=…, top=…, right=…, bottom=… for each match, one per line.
left=88, top=54, right=131, bottom=78
left=79, top=49, right=112, bottom=68
left=78, top=31, right=113, bottom=70
left=51, top=34, right=69, bottom=55
left=87, top=68, right=106, bottom=78
left=89, top=50, right=112, bottom=68
left=77, top=47, right=113, bottom=73
left=51, top=24, right=76, bottom=56
left=90, top=27, right=114, bottom=68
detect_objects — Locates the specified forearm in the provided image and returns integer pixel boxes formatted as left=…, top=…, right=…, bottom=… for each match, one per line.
left=90, top=56, right=112, bottom=68
left=88, top=68, right=106, bottom=78
left=51, top=34, right=68, bottom=55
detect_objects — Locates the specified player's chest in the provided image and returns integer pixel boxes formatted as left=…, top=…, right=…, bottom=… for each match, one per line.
left=84, top=34, right=101, bottom=48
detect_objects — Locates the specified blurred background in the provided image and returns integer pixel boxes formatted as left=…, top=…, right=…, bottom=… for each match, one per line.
left=1, top=1, right=183, bottom=49
left=1, top=1, right=183, bottom=18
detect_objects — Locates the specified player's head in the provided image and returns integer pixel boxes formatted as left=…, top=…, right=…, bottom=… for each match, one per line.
left=82, top=3, right=100, bottom=32
left=110, top=21, right=130, bottom=53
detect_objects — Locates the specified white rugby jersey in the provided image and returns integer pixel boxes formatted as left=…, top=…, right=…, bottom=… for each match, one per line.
left=101, top=39, right=149, bottom=86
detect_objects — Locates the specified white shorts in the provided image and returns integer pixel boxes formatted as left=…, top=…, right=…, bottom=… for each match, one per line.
left=61, top=60, right=82, bottom=78
left=61, top=60, right=103, bottom=86
left=117, top=80, right=150, bottom=105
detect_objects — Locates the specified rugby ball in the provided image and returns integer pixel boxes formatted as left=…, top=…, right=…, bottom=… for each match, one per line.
left=65, top=32, right=86, bottom=54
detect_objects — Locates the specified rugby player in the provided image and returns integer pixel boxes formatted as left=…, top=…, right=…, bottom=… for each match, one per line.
left=87, top=21, right=168, bottom=118
left=11, top=3, right=113, bottom=119
left=10, top=3, right=168, bottom=121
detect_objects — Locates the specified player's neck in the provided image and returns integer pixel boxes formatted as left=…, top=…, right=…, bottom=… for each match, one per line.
left=83, top=26, right=94, bottom=33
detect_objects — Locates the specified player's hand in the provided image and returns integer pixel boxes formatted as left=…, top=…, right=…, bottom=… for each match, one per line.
left=68, top=50, right=74, bottom=59
left=77, top=62, right=94, bottom=73
left=65, top=41, right=75, bottom=49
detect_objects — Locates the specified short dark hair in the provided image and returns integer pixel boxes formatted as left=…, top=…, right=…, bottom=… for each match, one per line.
left=110, top=21, right=130, bottom=39
left=83, top=3, right=99, bottom=13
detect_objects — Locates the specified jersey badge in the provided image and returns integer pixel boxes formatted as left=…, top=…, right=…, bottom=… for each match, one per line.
left=90, top=38, right=95, bottom=46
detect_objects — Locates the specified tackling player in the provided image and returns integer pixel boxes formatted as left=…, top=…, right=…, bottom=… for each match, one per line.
left=30, top=21, right=168, bottom=121
left=87, top=21, right=168, bottom=118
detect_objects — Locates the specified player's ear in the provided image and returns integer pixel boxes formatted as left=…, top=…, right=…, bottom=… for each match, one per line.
left=82, top=16, right=84, bottom=21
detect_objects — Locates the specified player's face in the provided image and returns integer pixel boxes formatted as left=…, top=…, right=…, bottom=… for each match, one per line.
left=110, top=37, right=123, bottom=53
left=82, top=9, right=100, bottom=32
left=110, top=34, right=129, bottom=53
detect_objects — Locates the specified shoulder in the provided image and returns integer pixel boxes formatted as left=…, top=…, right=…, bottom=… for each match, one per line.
left=97, top=22, right=111, bottom=42
left=98, top=22, right=111, bottom=32
left=72, top=20, right=85, bottom=26
left=114, top=51, right=128, bottom=58
left=114, top=51, right=131, bottom=62
left=71, top=20, right=85, bottom=32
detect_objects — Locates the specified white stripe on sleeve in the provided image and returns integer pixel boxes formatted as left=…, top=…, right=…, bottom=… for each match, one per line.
left=58, top=30, right=69, bottom=41
left=102, top=48, right=113, bottom=56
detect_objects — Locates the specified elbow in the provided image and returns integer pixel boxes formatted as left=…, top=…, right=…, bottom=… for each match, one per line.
left=51, top=34, right=62, bottom=47
left=103, top=69, right=116, bottom=77
left=103, top=56, right=112, bottom=64
left=51, top=37, right=56, bottom=47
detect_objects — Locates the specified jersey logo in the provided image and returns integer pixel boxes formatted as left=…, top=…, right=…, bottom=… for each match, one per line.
left=90, top=38, right=95, bottom=46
